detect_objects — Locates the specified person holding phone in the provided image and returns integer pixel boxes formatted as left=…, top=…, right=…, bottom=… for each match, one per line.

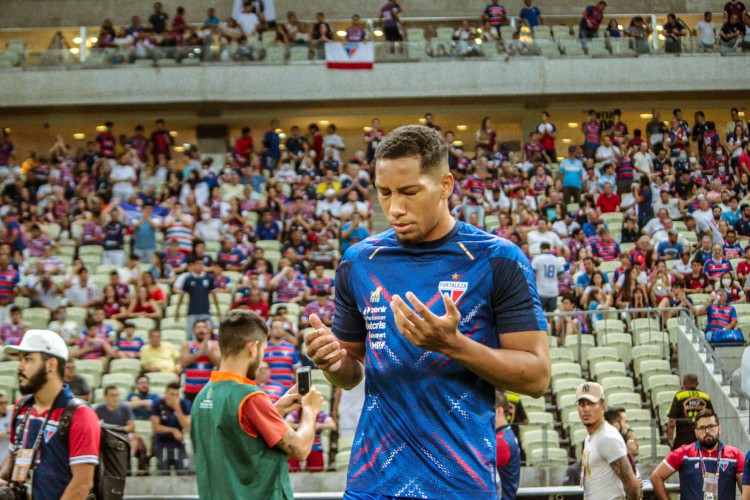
left=191, top=310, right=324, bottom=499
left=305, top=126, right=550, bottom=500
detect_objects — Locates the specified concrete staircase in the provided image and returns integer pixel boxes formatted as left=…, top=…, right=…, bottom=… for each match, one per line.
left=370, top=195, right=390, bottom=234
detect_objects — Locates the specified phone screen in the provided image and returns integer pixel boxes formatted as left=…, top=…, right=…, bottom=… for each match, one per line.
left=297, top=367, right=311, bottom=395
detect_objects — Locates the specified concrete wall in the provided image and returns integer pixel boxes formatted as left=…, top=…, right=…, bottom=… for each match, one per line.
left=1, top=0, right=729, bottom=29
left=1, top=55, right=747, bottom=110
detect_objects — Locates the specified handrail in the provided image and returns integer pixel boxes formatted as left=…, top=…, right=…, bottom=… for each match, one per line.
left=678, top=309, right=750, bottom=425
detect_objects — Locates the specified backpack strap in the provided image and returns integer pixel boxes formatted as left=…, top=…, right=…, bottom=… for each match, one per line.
left=56, top=397, right=85, bottom=449
left=10, top=394, right=34, bottom=431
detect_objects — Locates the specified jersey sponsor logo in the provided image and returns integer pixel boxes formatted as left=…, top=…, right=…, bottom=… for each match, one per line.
left=438, top=280, right=468, bottom=302
left=370, top=286, right=383, bottom=303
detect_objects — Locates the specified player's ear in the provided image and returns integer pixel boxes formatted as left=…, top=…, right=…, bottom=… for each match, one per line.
left=440, top=171, right=454, bottom=199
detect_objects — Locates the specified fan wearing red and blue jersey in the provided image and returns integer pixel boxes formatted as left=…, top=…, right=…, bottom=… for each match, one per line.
left=651, top=409, right=744, bottom=500
left=180, top=320, right=220, bottom=403
left=702, top=244, right=733, bottom=283
left=305, top=126, right=550, bottom=500
left=264, top=320, right=300, bottom=389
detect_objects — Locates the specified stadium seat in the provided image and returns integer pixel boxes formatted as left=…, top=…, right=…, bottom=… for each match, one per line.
left=599, top=333, right=633, bottom=366
left=629, top=317, right=661, bottom=335
left=520, top=395, right=545, bottom=413
left=337, top=436, right=355, bottom=454
left=557, top=393, right=578, bottom=410
left=128, top=318, right=157, bottom=331
left=22, top=308, right=51, bottom=330
left=160, top=318, right=184, bottom=331
left=162, top=330, right=187, bottom=346
left=586, top=346, right=619, bottom=368
left=563, top=334, right=596, bottom=363
left=653, top=390, right=676, bottom=421
left=75, top=359, right=105, bottom=386
left=592, top=319, right=625, bottom=335
left=637, top=444, right=670, bottom=463
left=632, top=345, right=665, bottom=373
left=627, top=408, right=653, bottom=424
left=146, top=372, right=179, bottom=389
left=256, top=240, right=281, bottom=252
left=560, top=40, right=585, bottom=56
left=551, top=25, right=574, bottom=41
left=552, top=377, right=585, bottom=396
left=14, top=297, right=30, bottom=310
left=79, top=245, right=103, bottom=257
left=551, top=362, right=582, bottom=381
left=335, top=451, right=351, bottom=472
left=102, top=373, right=135, bottom=391
left=639, top=361, right=673, bottom=391
left=103, top=319, right=123, bottom=333
left=527, top=447, right=569, bottom=465
left=524, top=411, right=554, bottom=431
left=535, top=39, right=561, bottom=57
left=109, top=358, right=143, bottom=379
left=522, top=429, right=561, bottom=456
left=288, top=45, right=311, bottom=62
left=270, top=302, right=301, bottom=317
left=571, top=427, right=589, bottom=458
left=598, top=260, right=620, bottom=276
left=550, top=347, right=576, bottom=363
left=0, top=361, right=19, bottom=378
left=606, top=391, right=641, bottom=409
left=600, top=376, right=635, bottom=394
left=591, top=361, right=627, bottom=380
left=65, top=307, right=88, bottom=327
left=647, top=374, right=680, bottom=397
left=79, top=373, right=96, bottom=391
left=631, top=425, right=659, bottom=445
left=635, top=331, right=669, bottom=356
left=690, top=293, right=710, bottom=306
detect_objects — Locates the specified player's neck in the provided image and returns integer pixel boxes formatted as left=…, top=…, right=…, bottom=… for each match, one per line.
left=586, top=418, right=604, bottom=435
left=219, top=358, right=253, bottom=382
left=422, top=214, right=456, bottom=244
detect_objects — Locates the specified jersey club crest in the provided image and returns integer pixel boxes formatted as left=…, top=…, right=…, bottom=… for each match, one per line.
left=438, top=280, right=468, bottom=302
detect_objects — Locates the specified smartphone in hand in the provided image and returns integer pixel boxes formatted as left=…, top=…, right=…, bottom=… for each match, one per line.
left=297, top=367, right=311, bottom=395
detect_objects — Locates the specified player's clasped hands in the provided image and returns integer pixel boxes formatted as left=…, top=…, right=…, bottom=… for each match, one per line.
left=305, top=314, right=347, bottom=372
left=390, top=292, right=461, bottom=353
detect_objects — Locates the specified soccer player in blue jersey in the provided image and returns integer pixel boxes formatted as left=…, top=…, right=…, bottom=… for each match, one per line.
left=306, top=125, right=551, bottom=499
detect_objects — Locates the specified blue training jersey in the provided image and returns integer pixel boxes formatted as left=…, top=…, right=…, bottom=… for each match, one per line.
left=333, top=221, right=546, bottom=499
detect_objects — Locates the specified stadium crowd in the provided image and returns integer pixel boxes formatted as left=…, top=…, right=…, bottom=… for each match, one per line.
left=59, top=0, right=750, bottom=64
left=0, top=103, right=748, bottom=475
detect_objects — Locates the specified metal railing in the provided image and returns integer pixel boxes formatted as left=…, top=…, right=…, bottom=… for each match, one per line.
left=679, top=309, right=750, bottom=424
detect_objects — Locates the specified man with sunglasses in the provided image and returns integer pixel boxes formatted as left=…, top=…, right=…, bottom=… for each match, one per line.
left=651, top=409, right=744, bottom=499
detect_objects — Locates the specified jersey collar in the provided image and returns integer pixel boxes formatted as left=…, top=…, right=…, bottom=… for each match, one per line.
left=398, top=220, right=461, bottom=250
left=210, top=370, right=257, bottom=386
left=695, top=440, right=724, bottom=453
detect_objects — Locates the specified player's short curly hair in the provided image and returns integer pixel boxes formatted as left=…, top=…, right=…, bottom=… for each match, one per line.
left=374, top=125, right=448, bottom=175
left=219, top=310, right=268, bottom=357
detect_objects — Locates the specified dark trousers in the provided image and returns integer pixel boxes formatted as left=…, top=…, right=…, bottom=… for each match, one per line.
left=155, top=443, right=189, bottom=476
left=562, top=187, right=581, bottom=205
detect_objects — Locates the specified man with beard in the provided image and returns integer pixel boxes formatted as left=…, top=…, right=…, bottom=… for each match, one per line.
left=0, top=330, right=100, bottom=499
left=191, top=310, right=324, bottom=498
left=651, top=409, right=744, bottom=499
left=578, top=382, right=641, bottom=499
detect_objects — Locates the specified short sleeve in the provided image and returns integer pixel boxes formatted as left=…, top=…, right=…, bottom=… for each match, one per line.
left=331, top=260, right=367, bottom=342
left=490, top=248, right=547, bottom=334
left=599, top=430, right=627, bottom=464
left=151, top=400, right=163, bottom=417
left=181, top=278, right=191, bottom=292
left=667, top=395, right=680, bottom=419
left=496, top=433, right=510, bottom=468
left=240, top=392, right=289, bottom=448
left=743, top=451, right=750, bottom=485
left=69, top=405, right=101, bottom=466
left=664, top=447, right=685, bottom=471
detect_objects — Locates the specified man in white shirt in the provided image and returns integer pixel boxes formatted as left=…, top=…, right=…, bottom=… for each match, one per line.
left=194, top=207, right=223, bottom=242
left=315, top=188, right=342, bottom=219
left=232, top=0, right=260, bottom=36
left=531, top=242, right=564, bottom=312
left=110, top=153, right=137, bottom=202
left=694, top=11, right=716, bottom=49
left=632, top=142, right=653, bottom=182
left=642, top=208, right=669, bottom=236
left=578, top=382, right=641, bottom=500
left=322, top=124, right=346, bottom=163
left=595, top=136, right=619, bottom=167
left=526, top=218, right=563, bottom=256
left=652, top=190, right=681, bottom=220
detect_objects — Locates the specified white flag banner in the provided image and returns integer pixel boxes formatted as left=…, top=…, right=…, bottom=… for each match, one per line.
left=325, top=42, right=374, bottom=70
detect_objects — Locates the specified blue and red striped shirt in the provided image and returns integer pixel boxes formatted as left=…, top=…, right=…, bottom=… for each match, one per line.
left=0, top=267, right=19, bottom=302
left=706, top=304, right=737, bottom=332
left=261, top=381, right=286, bottom=403
left=286, top=408, right=330, bottom=451
left=702, top=258, right=732, bottom=279
left=592, top=240, right=621, bottom=262
left=184, top=340, right=216, bottom=395
left=275, top=273, right=308, bottom=303
left=307, top=276, right=335, bottom=296
left=617, top=156, right=634, bottom=180
left=263, top=340, right=300, bottom=388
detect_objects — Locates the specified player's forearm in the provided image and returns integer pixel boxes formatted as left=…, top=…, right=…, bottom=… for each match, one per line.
left=323, top=354, right=364, bottom=390
left=650, top=476, right=670, bottom=500
left=443, top=333, right=550, bottom=398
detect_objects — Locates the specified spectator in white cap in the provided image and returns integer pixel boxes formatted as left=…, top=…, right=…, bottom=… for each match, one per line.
left=577, top=381, right=641, bottom=500
left=315, top=188, right=342, bottom=219
left=0, top=330, right=100, bottom=499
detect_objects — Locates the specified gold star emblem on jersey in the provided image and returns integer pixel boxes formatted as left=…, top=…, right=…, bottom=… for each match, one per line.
left=452, top=273, right=459, bottom=280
